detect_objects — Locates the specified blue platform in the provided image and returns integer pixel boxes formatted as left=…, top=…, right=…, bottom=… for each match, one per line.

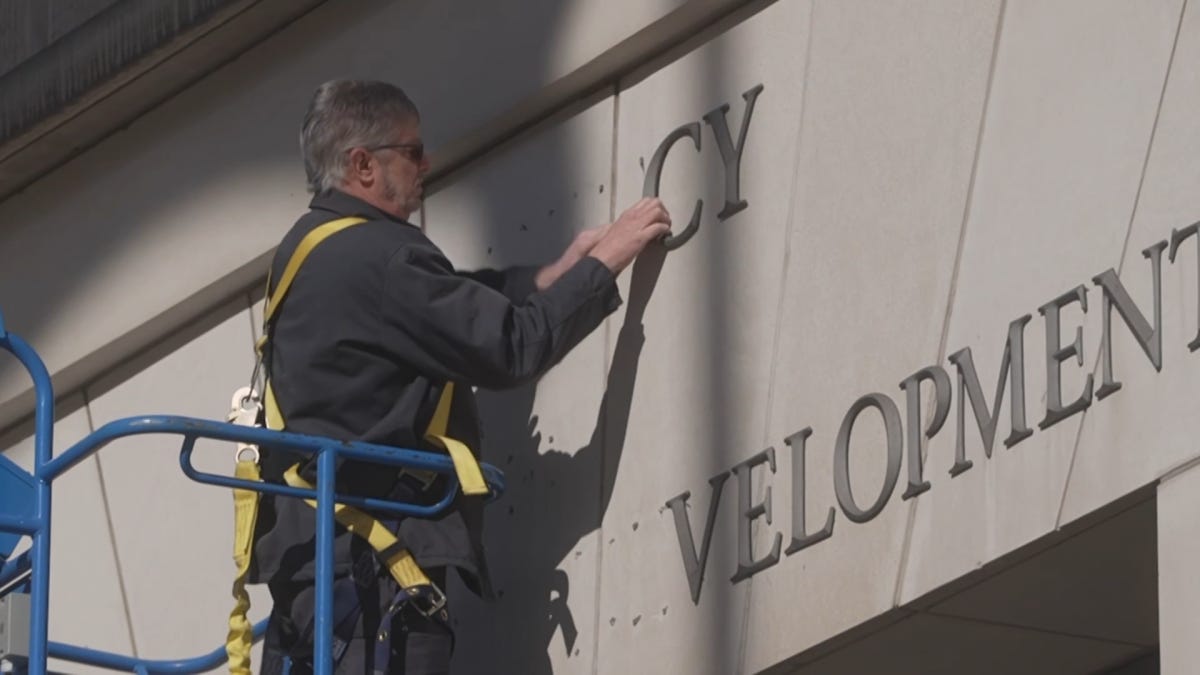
left=0, top=308, right=504, bottom=674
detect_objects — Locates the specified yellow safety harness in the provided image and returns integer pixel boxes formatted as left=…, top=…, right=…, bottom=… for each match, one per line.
left=225, top=216, right=490, bottom=674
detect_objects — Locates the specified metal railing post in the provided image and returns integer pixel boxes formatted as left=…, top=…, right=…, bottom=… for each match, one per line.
left=314, top=447, right=337, bottom=675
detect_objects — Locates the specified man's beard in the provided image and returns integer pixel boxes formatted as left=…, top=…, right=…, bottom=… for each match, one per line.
left=382, top=173, right=399, bottom=202
left=382, top=174, right=419, bottom=217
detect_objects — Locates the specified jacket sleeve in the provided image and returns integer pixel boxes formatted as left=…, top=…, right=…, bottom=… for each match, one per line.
left=456, top=266, right=540, bottom=303
left=381, top=241, right=621, bottom=389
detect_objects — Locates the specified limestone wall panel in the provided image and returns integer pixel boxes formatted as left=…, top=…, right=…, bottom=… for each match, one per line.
left=741, top=1, right=1003, bottom=671
left=594, top=3, right=810, bottom=672
left=899, top=0, right=1185, bottom=605
left=82, top=300, right=265, bottom=664
left=1059, top=0, right=1200, bottom=525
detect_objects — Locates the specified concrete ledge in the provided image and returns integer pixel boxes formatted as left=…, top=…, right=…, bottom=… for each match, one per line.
left=0, top=0, right=326, bottom=201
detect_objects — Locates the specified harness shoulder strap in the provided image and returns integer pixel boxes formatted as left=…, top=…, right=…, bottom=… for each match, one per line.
left=262, top=216, right=368, bottom=431
left=264, top=216, right=369, bottom=323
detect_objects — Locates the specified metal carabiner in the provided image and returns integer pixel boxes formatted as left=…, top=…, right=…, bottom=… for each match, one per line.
left=228, top=386, right=262, bottom=464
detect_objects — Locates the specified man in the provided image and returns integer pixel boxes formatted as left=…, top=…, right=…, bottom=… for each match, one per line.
left=250, top=80, right=670, bottom=674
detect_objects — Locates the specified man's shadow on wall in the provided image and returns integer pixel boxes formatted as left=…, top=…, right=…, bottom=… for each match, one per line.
left=449, top=245, right=667, bottom=674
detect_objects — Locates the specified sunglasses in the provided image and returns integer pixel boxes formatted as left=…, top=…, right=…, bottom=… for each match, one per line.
left=364, top=142, right=426, bottom=163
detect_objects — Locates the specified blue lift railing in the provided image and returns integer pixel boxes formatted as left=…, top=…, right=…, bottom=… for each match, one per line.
left=0, top=308, right=505, bottom=674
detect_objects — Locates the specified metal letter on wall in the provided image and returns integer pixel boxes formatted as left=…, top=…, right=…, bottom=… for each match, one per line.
left=665, top=472, right=730, bottom=604
left=1169, top=221, right=1200, bottom=351
left=785, top=428, right=835, bottom=555
left=1038, top=285, right=1094, bottom=429
left=730, top=448, right=782, bottom=583
left=833, top=393, right=903, bottom=524
left=643, top=122, right=703, bottom=250
left=947, top=314, right=1034, bottom=477
left=1092, top=240, right=1167, bottom=400
left=702, top=84, right=765, bottom=221
left=898, top=366, right=952, bottom=500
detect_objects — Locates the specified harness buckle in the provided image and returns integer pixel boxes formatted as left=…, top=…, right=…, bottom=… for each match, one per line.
left=407, top=583, right=448, bottom=620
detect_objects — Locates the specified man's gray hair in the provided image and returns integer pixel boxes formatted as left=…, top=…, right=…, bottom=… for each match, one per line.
left=300, top=80, right=419, bottom=193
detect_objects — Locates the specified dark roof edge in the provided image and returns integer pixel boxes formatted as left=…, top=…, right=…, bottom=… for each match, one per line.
left=0, top=0, right=327, bottom=202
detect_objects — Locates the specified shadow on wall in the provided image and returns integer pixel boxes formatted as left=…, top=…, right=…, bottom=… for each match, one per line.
left=454, top=246, right=666, bottom=674
left=448, top=16, right=742, bottom=675
left=698, top=29, right=739, bottom=674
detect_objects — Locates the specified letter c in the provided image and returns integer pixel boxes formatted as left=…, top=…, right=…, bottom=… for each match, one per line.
left=643, top=122, right=703, bottom=250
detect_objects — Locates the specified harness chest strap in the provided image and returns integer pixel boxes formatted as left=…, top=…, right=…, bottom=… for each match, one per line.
left=423, top=380, right=489, bottom=496
left=272, top=375, right=489, bottom=594
left=280, top=466, right=431, bottom=589
left=265, top=378, right=487, bottom=497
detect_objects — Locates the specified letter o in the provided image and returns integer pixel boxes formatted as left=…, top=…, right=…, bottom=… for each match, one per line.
left=833, top=392, right=904, bottom=524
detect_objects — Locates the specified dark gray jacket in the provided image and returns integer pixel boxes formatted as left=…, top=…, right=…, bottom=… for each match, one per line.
left=250, top=189, right=621, bottom=595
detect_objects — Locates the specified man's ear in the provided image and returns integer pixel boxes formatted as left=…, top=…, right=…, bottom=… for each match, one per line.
left=346, top=147, right=375, bottom=186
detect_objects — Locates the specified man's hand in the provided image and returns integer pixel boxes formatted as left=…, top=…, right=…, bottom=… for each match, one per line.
left=533, top=198, right=670, bottom=290
left=535, top=224, right=611, bottom=290
left=588, top=198, right=672, bottom=275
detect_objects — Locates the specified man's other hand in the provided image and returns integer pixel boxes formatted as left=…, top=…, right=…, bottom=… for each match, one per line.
left=535, top=223, right=612, bottom=290
left=588, top=198, right=672, bottom=275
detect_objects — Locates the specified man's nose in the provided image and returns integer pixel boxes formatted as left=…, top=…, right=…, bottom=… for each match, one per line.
left=419, top=153, right=432, bottom=174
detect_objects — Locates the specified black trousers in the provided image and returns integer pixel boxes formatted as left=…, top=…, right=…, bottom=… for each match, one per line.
left=260, top=565, right=453, bottom=675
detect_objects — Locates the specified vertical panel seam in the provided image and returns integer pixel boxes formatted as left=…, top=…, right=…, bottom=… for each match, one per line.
left=891, top=0, right=1010, bottom=609
left=1055, top=0, right=1190, bottom=529
left=590, top=80, right=620, bottom=675
left=82, top=387, right=140, bottom=657
left=735, top=1, right=817, bottom=673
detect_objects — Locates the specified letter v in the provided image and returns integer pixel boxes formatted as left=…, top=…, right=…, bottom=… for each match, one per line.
left=665, top=472, right=731, bottom=604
